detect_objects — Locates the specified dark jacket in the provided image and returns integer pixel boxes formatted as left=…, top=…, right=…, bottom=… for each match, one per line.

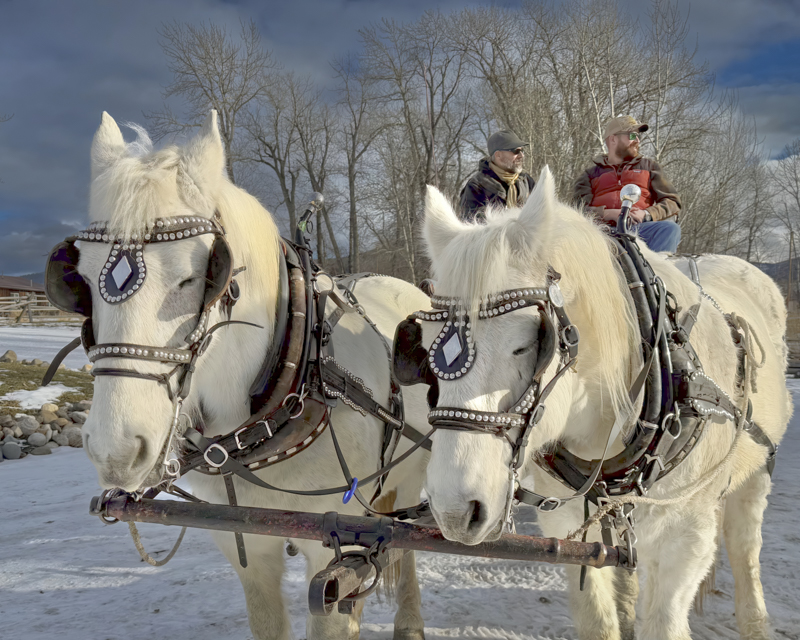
left=573, top=155, right=681, bottom=222
left=458, top=158, right=536, bottom=223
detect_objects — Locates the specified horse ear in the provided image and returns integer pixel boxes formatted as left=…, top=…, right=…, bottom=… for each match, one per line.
left=180, top=110, right=226, bottom=209
left=91, top=112, right=126, bottom=180
left=516, top=165, right=556, bottom=246
left=423, top=185, right=463, bottom=260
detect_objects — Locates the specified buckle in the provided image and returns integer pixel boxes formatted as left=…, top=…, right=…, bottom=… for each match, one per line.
left=537, top=497, right=562, bottom=512
left=234, top=427, right=248, bottom=450
left=203, top=443, right=229, bottom=468
left=560, top=324, right=580, bottom=348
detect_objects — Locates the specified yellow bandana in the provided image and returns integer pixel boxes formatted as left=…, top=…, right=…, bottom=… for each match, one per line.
left=490, top=161, right=521, bottom=208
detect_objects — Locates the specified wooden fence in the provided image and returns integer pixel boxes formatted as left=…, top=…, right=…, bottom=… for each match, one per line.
left=0, top=294, right=82, bottom=325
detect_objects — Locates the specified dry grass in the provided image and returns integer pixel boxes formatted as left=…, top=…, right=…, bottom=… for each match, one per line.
left=0, top=362, right=93, bottom=417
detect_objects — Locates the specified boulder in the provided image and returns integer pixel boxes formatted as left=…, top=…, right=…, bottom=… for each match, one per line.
left=41, top=403, right=59, bottom=413
left=56, top=408, right=69, bottom=419
left=27, top=432, right=47, bottom=447
left=30, top=446, right=52, bottom=455
left=12, top=425, right=23, bottom=438
left=0, top=414, right=15, bottom=428
left=40, top=410, right=59, bottom=424
left=52, top=432, right=69, bottom=447
left=20, top=359, right=30, bottom=365
left=31, top=359, right=44, bottom=366
left=2, top=441, right=22, bottom=460
left=55, top=418, right=69, bottom=427
left=2, top=427, right=13, bottom=439
left=44, top=441, right=59, bottom=450
left=16, top=415, right=39, bottom=437
left=69, top=411, right=89, bottom=424
left=63, top=427, right=83, bottom=448
left=35, top=414, right=44, bottom=424
left=80, top=364, right=93, bottom=373
left=0, top=349, right=17, bottom=363
left=72, top=400, right=92, bottom=412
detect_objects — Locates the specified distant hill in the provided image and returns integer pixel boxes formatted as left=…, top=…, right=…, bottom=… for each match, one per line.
left=14, top=272, right=44, bottom=286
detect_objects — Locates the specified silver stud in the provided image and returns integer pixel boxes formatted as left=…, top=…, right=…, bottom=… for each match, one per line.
left=112, top=347, right=119, bottom=354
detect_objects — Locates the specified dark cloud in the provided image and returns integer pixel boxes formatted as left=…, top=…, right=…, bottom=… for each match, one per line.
left=0, top=0, right=795, bottom=274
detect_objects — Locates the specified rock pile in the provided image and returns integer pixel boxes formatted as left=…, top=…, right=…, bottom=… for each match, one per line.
left=0, top=400, right=90, bottom=460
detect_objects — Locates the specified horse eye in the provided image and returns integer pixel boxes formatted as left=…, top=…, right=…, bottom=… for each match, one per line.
left=513, top=344, right=535, bottom=356
left=178, top=278, right=197, bottom=289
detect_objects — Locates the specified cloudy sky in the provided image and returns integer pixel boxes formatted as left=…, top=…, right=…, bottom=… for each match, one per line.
left=0, top=0, right=799, bottom=275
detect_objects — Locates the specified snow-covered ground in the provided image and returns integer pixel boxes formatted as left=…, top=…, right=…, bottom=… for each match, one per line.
left=0, top=339, right=798, bottom=638
left=0, top=326, right=89, bottom=370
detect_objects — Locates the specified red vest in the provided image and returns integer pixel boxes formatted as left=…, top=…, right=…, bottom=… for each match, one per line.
left=590, top=166, right=653, bottom=210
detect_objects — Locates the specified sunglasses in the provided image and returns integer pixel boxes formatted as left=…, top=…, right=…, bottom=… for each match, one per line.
left=506, top=147, right=525, bottom=156
left=618, top=132, right=641, bottom=141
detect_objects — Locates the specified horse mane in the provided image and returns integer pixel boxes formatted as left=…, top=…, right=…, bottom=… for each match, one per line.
left=428, top=197, right=640, bottom=424
left=88, top=123, right=281, bottom=305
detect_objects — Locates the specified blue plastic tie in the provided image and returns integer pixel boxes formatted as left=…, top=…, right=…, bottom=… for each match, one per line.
left=343, top=478, right=358, bottom=504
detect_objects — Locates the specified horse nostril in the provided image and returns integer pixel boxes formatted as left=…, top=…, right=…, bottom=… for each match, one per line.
left=467, top=500, right=483, bottom=528
left=133, top=436, right=148, bottom=469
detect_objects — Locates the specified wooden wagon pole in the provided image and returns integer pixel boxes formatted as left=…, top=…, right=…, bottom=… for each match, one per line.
left=97, top=495, right=623, bottom=569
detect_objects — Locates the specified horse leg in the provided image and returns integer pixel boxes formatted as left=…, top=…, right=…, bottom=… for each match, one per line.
left=392, top=551, right=426, bottom=639
left=614, top=568, right=639, bottom=640
left=723, top=470, right=771, bottom=640
left=639, top=507, right=719, bottom=640
left=300, top=540, right=363, bottom=640
left=211, top=531, right=292, bottom=640
left=565, top=565, right=622, bottom=640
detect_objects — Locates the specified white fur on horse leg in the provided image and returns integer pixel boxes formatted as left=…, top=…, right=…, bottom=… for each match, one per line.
left=723, top=471, right=772, bottom=640
left=298, top=540, right=363, bottom=640
left=613, top=568, right=638, bottom=640
left=392, top=551, right=426, bottom=640
left=566, top=565, right=622, bottom=640
left=639, top=509, right=718, bottom=640
left=210, top=531, right=291, bottom=640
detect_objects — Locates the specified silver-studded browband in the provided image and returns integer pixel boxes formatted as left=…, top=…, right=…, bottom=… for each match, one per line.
left=73, top=216, right=224, bottom=305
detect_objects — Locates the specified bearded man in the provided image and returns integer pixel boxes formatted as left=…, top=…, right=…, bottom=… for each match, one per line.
left=459, top=130, right=536, bottom=223
left=574, top=115, right=682, bottom=252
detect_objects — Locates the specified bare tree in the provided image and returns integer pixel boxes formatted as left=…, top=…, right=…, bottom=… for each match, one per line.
left=332, top=54, right=389, bottom=272
left=359, top=11, right=477, bottom=281
left=146, top=19, right=275, bottom=183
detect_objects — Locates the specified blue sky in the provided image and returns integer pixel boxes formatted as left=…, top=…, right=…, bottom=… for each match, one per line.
left=0, top=0, right=799, bottom=275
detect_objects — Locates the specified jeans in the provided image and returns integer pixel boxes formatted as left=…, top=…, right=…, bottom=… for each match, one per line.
left=635, top=220, right=681, bottom=253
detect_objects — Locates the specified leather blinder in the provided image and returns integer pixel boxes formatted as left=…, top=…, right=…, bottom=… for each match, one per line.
left=203, top=236, right=234, bottom=310
left=45, top=241, right=92, bottom=316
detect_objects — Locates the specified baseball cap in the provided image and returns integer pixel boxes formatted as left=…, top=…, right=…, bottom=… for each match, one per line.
left=603, top=115, right=649, bottom=140
left=488, top=130, right=529, bottom=156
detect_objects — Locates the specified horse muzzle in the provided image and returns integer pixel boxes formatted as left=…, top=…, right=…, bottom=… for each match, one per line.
left=429, top=496, right=504, bottom=546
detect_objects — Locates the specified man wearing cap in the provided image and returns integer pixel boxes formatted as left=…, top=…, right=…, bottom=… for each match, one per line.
left=459, top=130, right=536, bottom=223
left=574, top=115, right=682, bottom=252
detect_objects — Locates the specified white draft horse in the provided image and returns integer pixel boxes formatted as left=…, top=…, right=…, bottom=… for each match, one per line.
left=418, top=169, right=789, bottom=640
left=77, top=111, right=430, bottom=640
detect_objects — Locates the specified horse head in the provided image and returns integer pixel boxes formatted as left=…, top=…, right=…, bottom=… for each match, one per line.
left=419, top=168, right=638, bottom=545
left=70, top=111, right=277, bottom=491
